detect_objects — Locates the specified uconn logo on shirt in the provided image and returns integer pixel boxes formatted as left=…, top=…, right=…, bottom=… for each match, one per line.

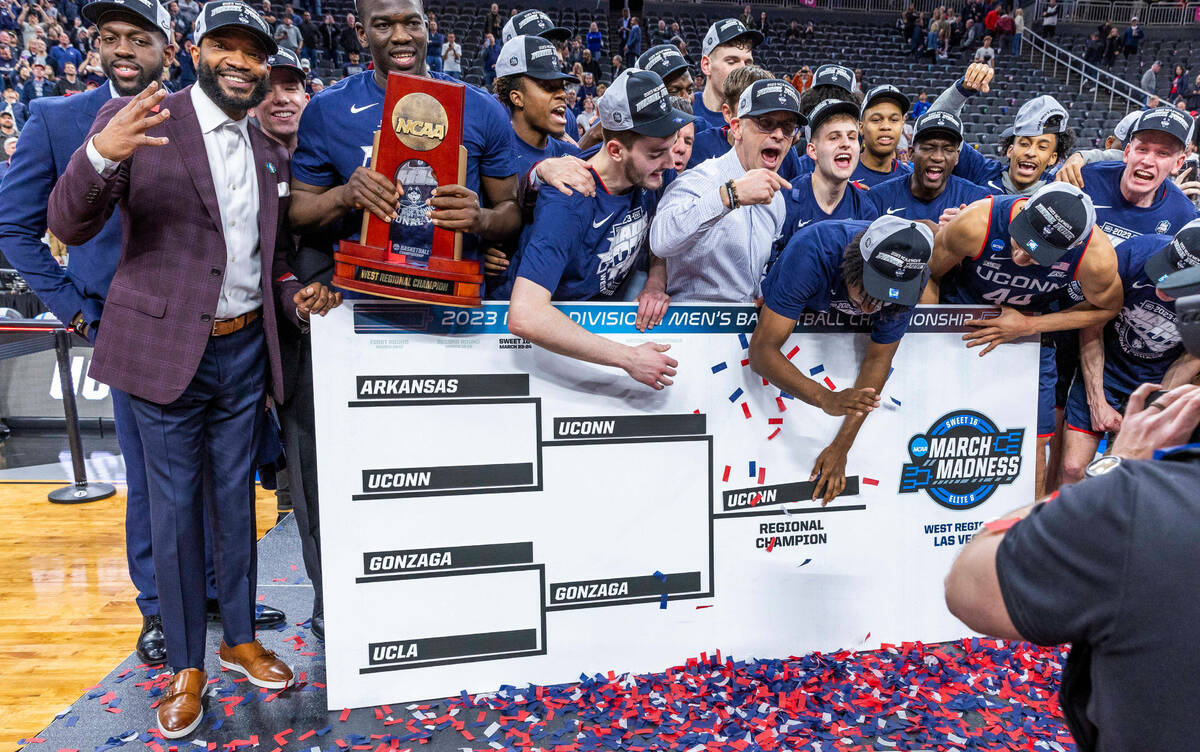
left=899, top=410, right=1024, bottom=510
left=597, top=207, right=649, bottom=295
left=1115, top=299, right=1179, bottom=359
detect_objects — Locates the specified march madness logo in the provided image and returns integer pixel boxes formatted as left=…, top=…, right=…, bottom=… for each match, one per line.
left=899, top=411, right=1024, bottom=510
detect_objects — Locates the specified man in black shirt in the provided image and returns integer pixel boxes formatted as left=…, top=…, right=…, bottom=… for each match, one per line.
left=946, top=379, right=1200, bottom=751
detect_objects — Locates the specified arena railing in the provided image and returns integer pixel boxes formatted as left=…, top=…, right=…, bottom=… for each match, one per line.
left=1028, top=0, right=1200, bottom=27
left=1019, top=27, right=1151, bottom=116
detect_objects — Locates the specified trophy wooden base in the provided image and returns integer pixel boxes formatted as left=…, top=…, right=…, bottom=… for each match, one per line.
left=333, top=241, right=483, bottom=307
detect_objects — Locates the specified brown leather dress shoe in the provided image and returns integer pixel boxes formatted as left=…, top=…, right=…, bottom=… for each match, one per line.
left=157, top=668, right=207, bottom=739
left=218, top=640, right=294, bottom=689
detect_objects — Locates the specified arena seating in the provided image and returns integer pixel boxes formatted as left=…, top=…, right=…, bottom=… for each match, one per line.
left=1056, top=28, right=1199, bottom=101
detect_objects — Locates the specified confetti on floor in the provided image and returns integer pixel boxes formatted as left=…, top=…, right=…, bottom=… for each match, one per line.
left=711, top=362, right=728, bottom=374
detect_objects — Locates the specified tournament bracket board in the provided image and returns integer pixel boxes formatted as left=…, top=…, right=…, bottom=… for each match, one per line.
left=311, top=301, right=1039, bottom=709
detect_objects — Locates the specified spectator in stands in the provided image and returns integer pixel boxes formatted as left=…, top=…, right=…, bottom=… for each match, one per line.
left=21, top=61, right=51, bottom=102
left=586, top=21, right=602, bottom=60
left=338, top=12, right=361, bottom=61
left=694, top=18, right=760, bottom=129
left=177, top=0, right=199, bottom=26
left=653, top=77, right=800, bottom=304
left=342, top=49, right=363, bottom=77
left=1040, top=0, right=1058, bottom=38
left=1122, top=17, right=1144, bottom=57
left=623, top=16, right=640, bottom=60
left=580, top=70, right=596, bottom=98
left=995, top=7, right=1014, bottom=54
left=1011, top=8, right=1023, bottom=54
left=1103, top=25, right=1121, bottom=68
left=758, top=11, right=769, bottom=42
left=1147, top=94, right=1161, bottom=108
left=318, top=12, right=337, bottom=63
left=983, top=4, right=998, bottom=37
left=501, top=70, right=693, bottom=388
left=785, top=20, right=801, bottom=42
left=173, top=37, right=195, bottom=87
left=962, top=17, right=980, bottom=50
left=49, top=29, right=80, bottom=71
left=53, top=59, right=83, bottom=94
left=651, top=19, right=669, bottom=47
left=669, top=22, right=684, bottom=48
left=974, top=35, right=996, bottom=67
left=909, top=13, right=925, bottom=57
left=1, top=86, right=24, bottom=125
left=902, top=4, right=916, bottom=42
left=0, top=44, right=16, bottom=86
left=0, top=102, right=17, bottom=138
left=298, top=11, right=319, bottom=62
left=618, top=7, right=630, bottom=45
left=791, top=65, right=812, bottom=94
left=1084, top=31, right=1104, bottom=65
left=739, top=4, right=754, bottom=29
left=275, top=12, right=302, bottom=52
left=924, top=23, right=938, bottom=62
left=484, top=2, right=502, bottom=42
left=425, top=19, right=443, bottom=72
left=1169, top=65, right=1187, bottom=100
left=1187, top=74, right=1200, bottom=112
left=1142, top=61, right=1160, bottom=103
left=565, top=38, right=582, bottom=71
left=611, top=53, right=626, bottom=80
left=442, top=31, right=462, bottom=79
left=0, top=133, right=15, bottom=177
left=252, top=49, right=307, bottom=153
left=480, top=32, right=498, bottom=88
left=580, top=47, right=600, bottom=82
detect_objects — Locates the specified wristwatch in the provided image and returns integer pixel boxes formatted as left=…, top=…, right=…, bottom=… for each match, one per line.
left=70, top=311, right=88, bottom=338
left=1084, top=455, right=1123, bottom=478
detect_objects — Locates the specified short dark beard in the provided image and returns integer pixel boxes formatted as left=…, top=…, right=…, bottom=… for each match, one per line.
left=197, top=57, right=268, bottom=116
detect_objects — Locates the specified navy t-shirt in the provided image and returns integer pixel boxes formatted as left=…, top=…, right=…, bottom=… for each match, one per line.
left=691, top=90, right=726, bottom=130
left=1101, top=233, right=1185, bottom=393
left=777, top=175, right=879, bottom=252
left=996, top=455, right=1200, bottom=751
left=500, top=167, right=658, bottom=300
left=686, top=124, right=803, bottom=180
left=291, top=70, right=517, bottom=254
left=513, top=133, right=582, bottom=179
left=850, top=157, right=913, bottom=188
left=1081, top=161, right=1198, bottom=247
left=763, top=219, right=916, bottom=344
left=867, top=173, right=990, bottom=222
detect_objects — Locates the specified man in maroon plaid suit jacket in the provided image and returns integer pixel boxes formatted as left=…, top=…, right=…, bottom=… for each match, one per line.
left=47, top=2, right=341, bottom=739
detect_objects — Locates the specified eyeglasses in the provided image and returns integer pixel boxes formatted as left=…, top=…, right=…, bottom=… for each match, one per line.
left=747, top=115, right=801, bottom=139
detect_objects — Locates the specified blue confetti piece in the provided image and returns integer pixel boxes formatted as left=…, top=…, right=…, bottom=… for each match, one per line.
left=315, top=725, right=332, bottom=736
left=211, top=718, right=224, bottom=731
left=808, top=364, right=825, bottom=376
left=710, top=361, right=727, bottom=374
left=728, top=387, right=743, bottom=403
left=652, top=570, right=666, bottom=581
left=780, top=390, right=795, bottom=399
left=66, top=715, right=78, bottom=727
left=891, top=396, right=902, bottom=406
left=798, top=558, right=812, bottom=567
left=748, top=460, right=756, bottom=477
left=659, top=593, right=668, bottom=609
left=737, top=332, right=749, bottom=349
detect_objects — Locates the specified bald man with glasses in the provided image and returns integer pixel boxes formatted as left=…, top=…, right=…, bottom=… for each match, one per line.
left=651, top=79, right=806, bottom=302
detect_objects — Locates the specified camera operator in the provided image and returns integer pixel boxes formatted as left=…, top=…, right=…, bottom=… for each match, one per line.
left=944, top=265, right=1200, bottom=751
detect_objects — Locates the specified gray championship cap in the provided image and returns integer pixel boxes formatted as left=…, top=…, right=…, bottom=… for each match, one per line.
left=637, top=44, right=689, bottom=82
left=913, top=109, right=964, bottom=145
left=81, top=0, right=172, bottom=38
left=701, top=18, right=763, bottom=58
left=1009, top=183, right=1097, bottom=265
left=805, top=97, right=860, bottom=140
left=598, top=69, right=698, bottom=138
left=1112, top=110, right=1141, bottom=143
left=859, top=215, right=935, bottom=306
left=502, top=9, right=572, bottom=45
left=1145, top=218, right=1200, bottom=284
left=860, top=84, right=910, bottom=118
left=496, top=35, right=577, bottom=81
left=736, top=78, right=804, bottom=121
left=1012, top=95, right=1069, bottom=137
left=193, top=1, right=277, bottom=55
left=1129, top=105, right=1195, bottom=149
left=812, top=64, right=857, bottom=94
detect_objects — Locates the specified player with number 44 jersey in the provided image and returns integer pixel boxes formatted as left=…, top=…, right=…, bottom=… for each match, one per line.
left=922, top=183, right=1122, bottom=497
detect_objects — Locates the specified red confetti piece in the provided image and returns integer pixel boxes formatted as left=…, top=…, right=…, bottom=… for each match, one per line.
left=762, top=377, right=770, bottom=386
left=823, top=376, right=837, bottom=390
left=740, top=358, right=750, bottom=367
left=984, top=518, right=1021, bottom=533
left=298, top=731, right=316, bottom=741
left=786, top=346, right=799, bottom=360
left=757, top=467, right=766, bottom=484
left=776, top=396, right=787, bottom=412
left=765, top=537, right=776, bottom=552
left=339, top=708, right=351, bottom=722
left=768, top=418, right=783, bottom=425
left=741, top=402, right=751, bottom=419
left=767, top=428, right=781, bottom=440
left=749, top=493, right=762, bottom=507
left=863, top=477, right=879, bottom=486
left=722, top=465, right=730, bottom=482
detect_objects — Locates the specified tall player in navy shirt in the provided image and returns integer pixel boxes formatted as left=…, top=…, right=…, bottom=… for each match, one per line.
left=288, top=0, right=520, bottom=256
left=777, top=99, right=879, bottom=251
left=691, top=18, right=759, bottom=130
left=923, top=184, right=1122, bottom=496
left=868, top=110, right=989, bottom=221
left=505, top=70, right=697, bottom=389
left=1058, top=220, right=1200, bottom=485
left=1071, top=107, right=1198, bottom=246
left=750, top=216, right=934, bottom=504
left=852, top=85, right=913, bottom=188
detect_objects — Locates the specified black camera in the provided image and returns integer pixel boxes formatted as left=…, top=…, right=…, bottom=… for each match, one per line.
left=1151, top=266, right=1200, bottom=443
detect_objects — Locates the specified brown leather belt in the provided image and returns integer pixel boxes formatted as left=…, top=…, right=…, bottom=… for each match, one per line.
left=212, top=308, right=261, bottom=337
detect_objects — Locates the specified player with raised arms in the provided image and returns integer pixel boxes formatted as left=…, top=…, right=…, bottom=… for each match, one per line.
left=501, top=70, right=697, bottom=389
left=922, top=183, right=1123, bottom=496
left=750, top=216, right=934, bottom=504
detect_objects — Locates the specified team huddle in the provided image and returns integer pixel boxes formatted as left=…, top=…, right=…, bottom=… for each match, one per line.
left=461, top=14, right=1199, bottom=502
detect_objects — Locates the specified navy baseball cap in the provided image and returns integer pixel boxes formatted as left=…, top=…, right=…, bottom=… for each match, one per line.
left=193, top=1, right=277, bottom=55
left=1130, top=105, right=1195, bottom=150
left=736, top=79, right=804, bottom=121
left=268, top=47, right=304, bottom=79
left=913, top=110, right=964, bottom=145
left=812, top=64, right=856, bottom=94
left=1009, top=183, right=1097, bottom=265
left=496, top=35, right=576, bottom=81
left=637, top=44, right=689, bottom=82
left=701, top=18, right=762, bottom=58
left=82, top=0, right=172, bottom=38
left=599, top=69, right=698, bottom=138
left=503, top=9, right=572, bottom=44
left=861, top=84, right=910, bottom=118
left=1145, top=218, right=1200, bottom=284
left=860, top=215, right=934, bottom=306
left=805, top=98, right=860, bottom=140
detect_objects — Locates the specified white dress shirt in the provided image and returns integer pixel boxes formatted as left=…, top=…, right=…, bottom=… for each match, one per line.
left=649, top=147, right=786, bottom=302
left=86, top=84, right=263, bottom=319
